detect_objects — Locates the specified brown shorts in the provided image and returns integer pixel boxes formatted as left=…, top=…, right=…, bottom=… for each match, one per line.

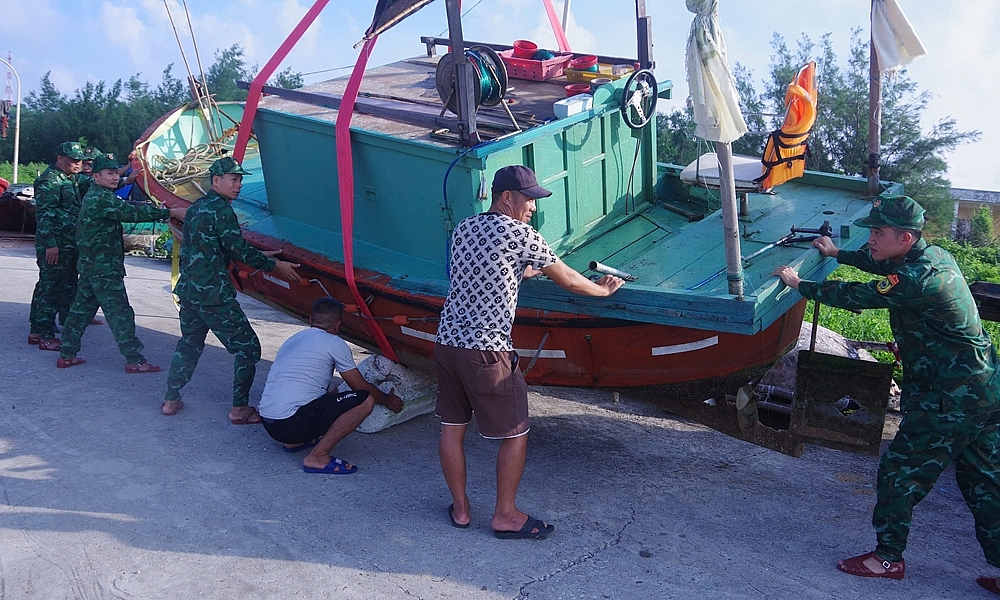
left=434, top=343, right=529, bottom=439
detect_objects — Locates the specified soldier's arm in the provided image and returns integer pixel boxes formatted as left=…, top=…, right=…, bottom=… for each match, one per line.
left=34, top=179, right=61, bottom=249
left=215, top=202, right=277, bottom=271
left=834, top=248, right=896, bottom=276
left=100, top=193, right=170, bottom=223
left=798, top=269, right=924, bottom=312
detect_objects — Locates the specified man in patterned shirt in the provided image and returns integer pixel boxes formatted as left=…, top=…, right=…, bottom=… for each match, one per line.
left=435, top=165, right=624, bottom=539
left=774, top=194, right=1000, bottom=591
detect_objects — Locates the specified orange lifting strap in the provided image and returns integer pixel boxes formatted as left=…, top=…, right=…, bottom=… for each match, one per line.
left=756, top=61, right=817, bottom=190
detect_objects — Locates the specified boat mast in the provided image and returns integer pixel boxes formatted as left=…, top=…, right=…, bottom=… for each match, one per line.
left=867, top=0, right=881, bottom=196
left=635, top=0, right=654, bottom=70
left=444, top=0, right=478, bottom=145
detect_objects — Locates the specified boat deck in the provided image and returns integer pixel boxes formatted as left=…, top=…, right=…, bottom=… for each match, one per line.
left=257, top=54, right=608, bottom=146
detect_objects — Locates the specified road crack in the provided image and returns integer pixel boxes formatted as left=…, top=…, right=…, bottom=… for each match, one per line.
left=515, top=479, right=646, bottom=599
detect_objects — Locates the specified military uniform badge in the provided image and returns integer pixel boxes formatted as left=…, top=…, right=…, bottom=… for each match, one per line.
left=876, top=273, right=899, bottom=294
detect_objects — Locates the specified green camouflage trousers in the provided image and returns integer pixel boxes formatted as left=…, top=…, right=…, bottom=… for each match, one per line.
left=59, top=275, right=144, bottom=364
left=873, top=404, right=1000, bottom=566
left=164, top=298, right=261, bottom=407
left=29, top=246, right=78, bottom=338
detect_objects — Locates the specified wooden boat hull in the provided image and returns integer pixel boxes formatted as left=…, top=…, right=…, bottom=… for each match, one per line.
left=135, top=102, right=823, bottom=391
left=227, top=227, right=804, bottom=388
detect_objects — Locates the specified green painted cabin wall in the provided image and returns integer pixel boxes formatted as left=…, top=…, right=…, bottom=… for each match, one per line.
left=252, top=105, right=655, bottom=279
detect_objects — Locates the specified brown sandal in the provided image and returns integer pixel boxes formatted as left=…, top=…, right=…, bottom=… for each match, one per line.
left=978, top=576, right=1000, bottom=596
left=836, top=551, right=905, bottom=579
left=56, top=357, right=86, bottom=369
left=38, top=338, right=61, bottom=351
left=28, top=333, right=41, bottom=345
left=126, top=360, right=162, bottom=374
left=161, top=400, right=184, bottom=416
left=230, top=407, right=262, bottom=425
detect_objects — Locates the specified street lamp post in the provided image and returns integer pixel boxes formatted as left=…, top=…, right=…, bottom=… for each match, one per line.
left=1, top=55, right=21, bottom=184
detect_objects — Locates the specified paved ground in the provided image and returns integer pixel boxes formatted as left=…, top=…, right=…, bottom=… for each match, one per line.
left=0, top=237, right=997, bottom=600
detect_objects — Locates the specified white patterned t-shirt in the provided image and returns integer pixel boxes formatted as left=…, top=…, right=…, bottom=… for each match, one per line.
left=436, top=212, right=558, bottom=351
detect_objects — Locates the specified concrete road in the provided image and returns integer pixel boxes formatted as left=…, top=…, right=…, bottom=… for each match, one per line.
left=0, top=237, right=996, bottom=599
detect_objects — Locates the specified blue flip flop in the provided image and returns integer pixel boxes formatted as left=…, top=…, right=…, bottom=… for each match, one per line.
left=303, top=457, right=357, bottom=475
left=282, top=437, right=321, bottom=453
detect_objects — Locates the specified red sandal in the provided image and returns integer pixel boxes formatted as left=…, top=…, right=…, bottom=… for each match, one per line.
left=56, top=357, right=86, bottom=369
left=836, top=551, right=905, bottom=579
left=125, top=360, right=162, bottom=374
left=978, top=576, right=1000, bottom=596
left=38, top=338, right=61, bottom=351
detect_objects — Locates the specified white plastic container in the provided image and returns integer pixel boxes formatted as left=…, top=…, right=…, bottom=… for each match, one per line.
left=553, top=93, right=594, bottom=119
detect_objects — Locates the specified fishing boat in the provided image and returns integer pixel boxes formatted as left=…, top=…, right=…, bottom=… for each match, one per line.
left=136, top=1, right=891, bottom=412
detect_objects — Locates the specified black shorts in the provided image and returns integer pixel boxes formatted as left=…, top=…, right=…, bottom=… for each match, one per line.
left=261, top=390, right=370, bottom=444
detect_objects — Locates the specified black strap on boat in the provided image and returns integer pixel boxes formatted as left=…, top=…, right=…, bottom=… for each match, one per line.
left=753, top=127, right=813, bottom=185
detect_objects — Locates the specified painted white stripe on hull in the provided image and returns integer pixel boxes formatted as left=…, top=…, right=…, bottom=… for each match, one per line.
left=514, top=349, right=567, bottom=359
left=651, top=336, right=719, bottom=356
left=262, top=273, right=290, bottom=289
left=399, top=327, right=567, bottom=359
left=400, top=326, right=436, bottom=342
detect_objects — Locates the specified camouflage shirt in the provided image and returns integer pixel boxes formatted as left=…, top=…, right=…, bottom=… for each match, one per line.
left=798, top=238, right=1000, bottom=413
left=33, top=166, right=92, bottom=250
left=76, top=185, right=170, bottom=278
left=174, top=190, right=275, bottom=305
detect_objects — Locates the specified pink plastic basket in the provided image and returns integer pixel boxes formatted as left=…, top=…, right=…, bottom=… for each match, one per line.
left=499, top=50, right=572, bottom=81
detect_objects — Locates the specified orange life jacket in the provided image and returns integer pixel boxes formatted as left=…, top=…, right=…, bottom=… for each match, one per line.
left=757, top=62, right=817, bottom=190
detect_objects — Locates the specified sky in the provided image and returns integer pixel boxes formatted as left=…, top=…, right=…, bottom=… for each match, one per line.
left=3, top=0, right=998, bottom=191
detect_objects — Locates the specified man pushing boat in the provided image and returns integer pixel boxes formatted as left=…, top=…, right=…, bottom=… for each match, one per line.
left=774, top=194, right=1000, bottom=591
left=435, top=165, right=624, bottom=539
left=161, top=157, right=302, bottom=423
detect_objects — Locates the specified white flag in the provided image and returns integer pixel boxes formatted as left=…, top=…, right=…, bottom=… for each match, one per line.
left=871, top=0, right=927, bottom=74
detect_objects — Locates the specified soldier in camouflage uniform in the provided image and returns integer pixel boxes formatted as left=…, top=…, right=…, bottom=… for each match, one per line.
left=774, top=194, right=1000, bottom=591
left=162, top=157, right=301, bottom=423
left=56, top=153, right=187, bottom=372
left=29, top=142, right=93, bottom=350
left=81, top=146, right=100, bottom=176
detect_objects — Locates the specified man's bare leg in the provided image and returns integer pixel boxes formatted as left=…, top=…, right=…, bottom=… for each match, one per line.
left=491, top=434, right=546, bottom=533
left=440, top=424, right=470, bottom=526
left=302, top=398, right=374, bottom=471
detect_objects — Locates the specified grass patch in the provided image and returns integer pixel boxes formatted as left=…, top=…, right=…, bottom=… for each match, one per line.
left=0, top=162, right=49, bottom=184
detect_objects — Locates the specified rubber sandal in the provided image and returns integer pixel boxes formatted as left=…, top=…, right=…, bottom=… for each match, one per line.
left=836, top=551, right=905, bottom=579
left=282, top=437, right=322, bottom=453
left=38, top=338, right=61, bottom=351
left=978, top=576, right=1000, bottom=596
left=125, top=360, right=162, bottom=374
left=230, top=407, right=262, bottom=425
left=449, top=504, right=470, bottom=529
left=161, top=400, right=184, bottom=416
left=56, top=357, right=86, bottom=369
left=303, top=457, right=357, bottom=474
left=493, top=516, right=554, bottom=540
left=28, top=333, right=40, bottom=345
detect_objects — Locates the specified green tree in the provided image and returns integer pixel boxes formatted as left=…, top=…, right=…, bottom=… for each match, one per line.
left=206, top=44, right=254, bottom=101
left=271, top=67, right=304, bottom=90
left=970, top=205, right=995, bottom=247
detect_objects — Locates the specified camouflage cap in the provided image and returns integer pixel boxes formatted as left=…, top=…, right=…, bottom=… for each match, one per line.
left=82, top=146, right=102, bottom=161
left=208, top=157, right=250, bottom=177
left=854, top=194, right=925, bottom=231
left=56, top=141, right=87, bottom=160
left=91, top=153, right=121, bottom=173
